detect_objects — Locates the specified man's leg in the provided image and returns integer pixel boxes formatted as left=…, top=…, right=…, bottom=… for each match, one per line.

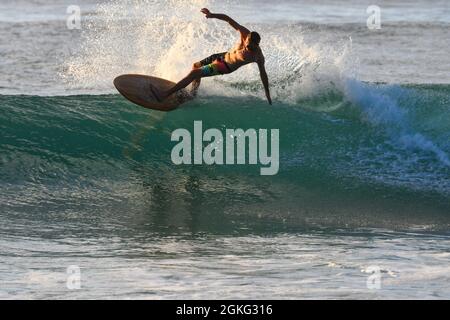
left=185, top=53, right=226, bottom=98
left=159, top=68, right=203, bottom=101
left=191, top=62, right=202, bottom=97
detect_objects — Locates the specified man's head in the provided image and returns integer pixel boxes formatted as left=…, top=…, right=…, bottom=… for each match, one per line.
left=245, top=31, right=261, bottom=51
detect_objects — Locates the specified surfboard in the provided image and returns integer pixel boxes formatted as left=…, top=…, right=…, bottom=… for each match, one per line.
left=113, top=74, right=193, bottom=112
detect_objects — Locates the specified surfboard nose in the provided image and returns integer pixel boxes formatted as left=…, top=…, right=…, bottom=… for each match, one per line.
left=113, top=75, right=129, bottom=92
left=112, top=74, right=191, bottom=112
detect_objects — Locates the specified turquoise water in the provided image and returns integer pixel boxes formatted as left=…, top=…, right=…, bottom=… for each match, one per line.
left=1, top=0, right=450, bottom=299
left=2, top=84, right=449, bottom=228
left=2, top=83, right=450, bottom=299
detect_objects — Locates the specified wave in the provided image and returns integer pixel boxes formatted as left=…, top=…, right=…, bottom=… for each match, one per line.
left=2, top=0, right=450, bottom=230
left=1, top=81, right=450, bottom=230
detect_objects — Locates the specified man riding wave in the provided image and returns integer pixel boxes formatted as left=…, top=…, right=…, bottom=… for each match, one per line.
left=153, top=8, right=272, bottom=105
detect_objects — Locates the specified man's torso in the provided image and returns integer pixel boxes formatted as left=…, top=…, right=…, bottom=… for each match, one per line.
left=224, top=43, right=262, bottom=72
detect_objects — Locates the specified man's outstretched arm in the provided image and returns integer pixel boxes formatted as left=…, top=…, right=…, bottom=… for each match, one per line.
left=257, top=58, right=272, bottom=105
left=201, top=8, right=250, bottom=39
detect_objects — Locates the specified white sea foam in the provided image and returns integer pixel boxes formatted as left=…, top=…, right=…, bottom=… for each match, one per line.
left=344, top=79, right=450, bottom=167
left=61, top=0, right=357, bottom=101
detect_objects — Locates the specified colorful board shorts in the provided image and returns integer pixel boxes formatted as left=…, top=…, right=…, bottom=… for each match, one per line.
left=199, top=52, right=231, bottom=77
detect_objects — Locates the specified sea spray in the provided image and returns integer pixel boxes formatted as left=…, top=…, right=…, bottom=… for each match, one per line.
left=60, top=0, right=356, bottom=104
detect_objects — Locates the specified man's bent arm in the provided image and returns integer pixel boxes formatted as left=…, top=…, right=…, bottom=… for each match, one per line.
left=201, top=9, right=250, bottom=38
left=258, top=60, right=272, bottom=105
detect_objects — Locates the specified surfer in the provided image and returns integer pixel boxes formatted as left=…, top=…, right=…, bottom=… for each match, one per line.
left=153, top=8, right=272, bottom=105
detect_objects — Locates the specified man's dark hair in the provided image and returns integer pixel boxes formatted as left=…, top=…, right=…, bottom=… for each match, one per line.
left=249, top=31, right=261, bottom=46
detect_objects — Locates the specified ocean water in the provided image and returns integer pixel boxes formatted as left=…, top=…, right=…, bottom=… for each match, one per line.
left=1, top=0, right=450, bottom=299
